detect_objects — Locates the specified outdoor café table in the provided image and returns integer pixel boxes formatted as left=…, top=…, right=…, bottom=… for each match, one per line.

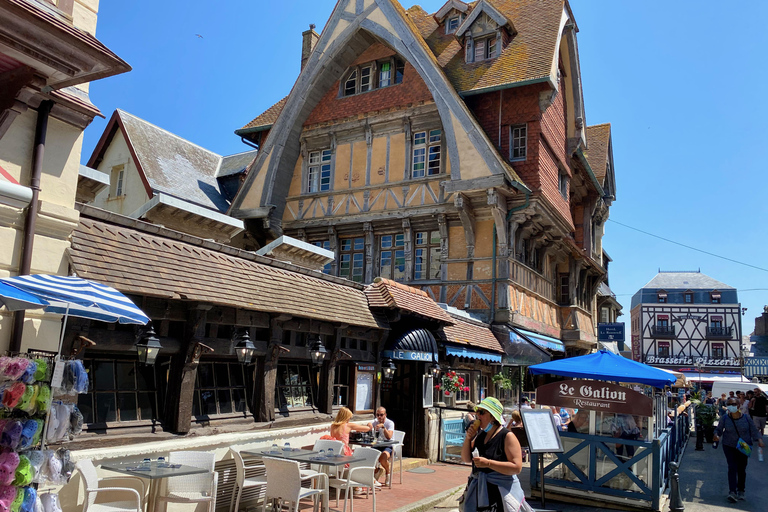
left=101, top=460, right=210, bottom=512
left=348, top=439, right=399, bottom=487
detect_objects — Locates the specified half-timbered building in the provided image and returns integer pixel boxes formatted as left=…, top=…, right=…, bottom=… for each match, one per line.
left=630, top=271, right=743, bottom=383
left=231, top=0, right=618, bottom=361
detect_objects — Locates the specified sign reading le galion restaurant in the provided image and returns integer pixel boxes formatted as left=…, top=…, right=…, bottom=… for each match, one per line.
left=537, top=379, right=653, bottom=417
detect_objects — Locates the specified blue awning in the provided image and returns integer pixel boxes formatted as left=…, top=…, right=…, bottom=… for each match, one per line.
left=514, top=328, right=565, bottom=352
left=446, top=345, right=502, bottom=363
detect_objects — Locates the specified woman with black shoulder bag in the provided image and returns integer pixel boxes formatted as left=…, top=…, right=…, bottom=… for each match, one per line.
left=713, top=397, right=764, bottom=502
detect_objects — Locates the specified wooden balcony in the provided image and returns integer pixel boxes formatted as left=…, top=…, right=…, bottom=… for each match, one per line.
left=509, top=259, right=554, bottom=300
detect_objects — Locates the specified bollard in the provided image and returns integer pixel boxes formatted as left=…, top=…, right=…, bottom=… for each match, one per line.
left=668, top=461, right=685, bottom=512
left=694, top=407, right=704, bottom=451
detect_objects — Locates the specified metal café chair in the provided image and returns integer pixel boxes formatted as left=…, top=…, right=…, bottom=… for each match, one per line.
left=262, top=457, right=328, bottom=512
left=230, top=449, right=267, bottom=512
left=391, top=430, right=406, bottom=485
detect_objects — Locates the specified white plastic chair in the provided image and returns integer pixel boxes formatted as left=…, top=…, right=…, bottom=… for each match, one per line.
left=262, top=457, right=328, bottom=512
left=391, top=430, right=406, bottom=485
left=155, top=451, right=217, bottom=512
left=76, top=459, right=144, bottom=512
left=302, top=439, right=345, bottom=479
left=230, top=450, right=267, bottom=512
left=328, top=447, right=380, bottom=512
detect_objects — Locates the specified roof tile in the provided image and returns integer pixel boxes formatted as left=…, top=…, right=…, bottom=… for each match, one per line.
left=365, top=277, right=454, bottom=324
left=442, top=316, right=503, bottom=353
left=583, top=123, right=611, bottom=184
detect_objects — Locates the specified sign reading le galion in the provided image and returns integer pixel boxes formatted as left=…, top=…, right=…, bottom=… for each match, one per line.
left=537, top=379, right=653, bottom=417
left=381, top=350, right=433, bottom=361
left=597, top=322, right=625, bottom=342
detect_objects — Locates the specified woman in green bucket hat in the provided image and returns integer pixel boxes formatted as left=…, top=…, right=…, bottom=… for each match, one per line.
left=460, top=397, right=532, bottom=512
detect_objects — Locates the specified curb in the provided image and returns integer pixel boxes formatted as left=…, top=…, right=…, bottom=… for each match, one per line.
left=387, top=484, right=465, bottom=512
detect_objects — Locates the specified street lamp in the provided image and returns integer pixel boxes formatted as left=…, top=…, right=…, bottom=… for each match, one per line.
left=382, top=357, right=396, bottom=380
left=309, top=335, right=327, bottom=366
left=695, top=360, right=703, bottom=390
left=233, top=329, right=256, bottom=365
left=428, top=361, right=441, bottom=378
left=135, top=324, right=162, bottom=366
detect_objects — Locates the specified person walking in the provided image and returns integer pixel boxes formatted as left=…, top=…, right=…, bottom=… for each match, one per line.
left=460, top=397, right=532, bottom=512
left=713, top=397, right=764, bottom=502
left=749, top=388, right=767, bottom=435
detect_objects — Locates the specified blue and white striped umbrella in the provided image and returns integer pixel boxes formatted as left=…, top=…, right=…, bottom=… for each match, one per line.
left=0, top=282, right=49, bottom=311
left=0, top=275, right=149, bottom=325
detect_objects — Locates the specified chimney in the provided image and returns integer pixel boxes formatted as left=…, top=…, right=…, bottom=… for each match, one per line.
left=301, top=24, right=320, bottom=70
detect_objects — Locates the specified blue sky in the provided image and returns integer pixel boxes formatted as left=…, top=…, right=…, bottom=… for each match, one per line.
left=83, top=0, right=768, bottom=334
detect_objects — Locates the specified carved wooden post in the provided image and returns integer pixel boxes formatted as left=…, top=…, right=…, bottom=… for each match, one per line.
left=165, top=305, right=212, bottom=433
left=364, top=222, right=374, bottom=283
left=319, top=332, right=343, bottom=414
left=402, top=218, right=413, bottom=280
left=254, top=316, right=287, bottom=422
left=438, top=214, right=448, bottom=303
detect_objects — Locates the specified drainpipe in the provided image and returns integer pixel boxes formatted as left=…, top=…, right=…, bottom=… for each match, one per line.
left=490, top=189, right=530, bottom=322
left=10, top=100, right=53, bottom=353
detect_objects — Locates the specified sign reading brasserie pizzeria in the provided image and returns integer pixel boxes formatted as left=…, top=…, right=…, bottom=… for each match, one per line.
left=536, top=379, right=653, bottom=417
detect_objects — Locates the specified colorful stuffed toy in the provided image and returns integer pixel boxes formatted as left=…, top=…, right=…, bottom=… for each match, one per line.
left=0, top=452, right=19, bottom=486
left=4, top=359, right=28, bottom=382
left=0, top=486, right=17, bottom=512
left=18, top=420, right=39, bottom=451
left=12, top=454, right=32, bottom=486
left=18, top=488, right=35, bottom=512
left=2, top=383, right=25, bottom=409
left=1, top=422, right=22, bottom=451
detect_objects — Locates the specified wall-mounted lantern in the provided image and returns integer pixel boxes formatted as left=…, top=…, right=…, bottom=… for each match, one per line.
left=135, top=324, right=162, bottom=366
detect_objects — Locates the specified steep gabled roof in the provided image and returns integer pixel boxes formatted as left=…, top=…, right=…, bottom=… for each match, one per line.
left=365, top=277, right=454, bottom=324
left=237, top=97, right=288, bottom=134
left=583, top=123, right=611, bottom=183
left=434, top=0, right=469, bottom=21
left=230, top=0, right=530, bottom=221
left=88, top=110, right=255, bottom=213
left=641, top=272, right=735, bottom=291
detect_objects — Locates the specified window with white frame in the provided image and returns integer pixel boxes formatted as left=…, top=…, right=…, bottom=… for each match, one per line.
left=339, top=237, right=365, bottom=283
left=110, top=165, right=125, bottom=198
left=307, top=149, right=332, bottom=193
left=414, top=230, right=441, bottom=280
left=558, top=171, right=568, bottom=199
left=455, top=372, right=470, bottom=402
left=412, top=129, right=442, bottom=178
left=342, top=59, right=404, bottom=97
left=510, top=125, right=527, bottom=161
left=380, top=234, right=406, bottom=282
left=344, top=70, right=357, bottom=96
left=600, top=307, right=610, bottom=324
left=360, top=65, right=372, bottom=92
left=446, top=15, right=463, bottom=34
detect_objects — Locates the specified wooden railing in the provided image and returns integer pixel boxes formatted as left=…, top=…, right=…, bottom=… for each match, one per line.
left=509, top=259, right=554, bottom=300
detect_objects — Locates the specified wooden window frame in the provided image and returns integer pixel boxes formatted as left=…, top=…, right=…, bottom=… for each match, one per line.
left=339, top=237, right=365, bottom=283
left=193, top=362, right=251, bottom=419
left=658, top=341, right=670, bottom=358
left=712, top=343, right=725, bottom=359
left=412, top=129, right=442, bottom=178
left=379, top=233, right=406, bottom=282
left=275, top=363, right=318, bottom=412
left=306, top=149, right=332, bottom=193
left=414, top=230, right=441, bottom=281
left=510, top=124, right=527, bottom=161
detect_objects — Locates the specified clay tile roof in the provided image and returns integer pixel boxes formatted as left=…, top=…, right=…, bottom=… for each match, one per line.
left=365, top=277, right=454, bottom=324
left=239, top=97, right=288, bottom=133
left=70, top=217, right=384, bottom=329
left=442, top=316, right=503, bottom=353
left=583, top=123, right=611, bottom=184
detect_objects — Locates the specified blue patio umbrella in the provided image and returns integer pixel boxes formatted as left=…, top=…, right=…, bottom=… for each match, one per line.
left=0, top=282, right=49, bottom=311
left=528, top=349, right=676, bottom=388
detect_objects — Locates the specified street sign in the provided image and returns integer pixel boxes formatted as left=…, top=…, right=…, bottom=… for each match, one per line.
left=598, top=322, right=625, bottom=342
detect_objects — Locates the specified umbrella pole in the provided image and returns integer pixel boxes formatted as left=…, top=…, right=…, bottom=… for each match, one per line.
left=57, top=303, right=70, bottom=357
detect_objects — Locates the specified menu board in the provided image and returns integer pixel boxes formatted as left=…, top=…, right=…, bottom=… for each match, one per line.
left=423, top=375, right=434, bottom=408
left=521, top=409, right=563, bottom=453
left=355, top=372, right=373, bottom=412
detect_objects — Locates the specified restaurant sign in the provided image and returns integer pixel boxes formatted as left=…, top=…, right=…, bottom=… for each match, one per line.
left=645, top=356, right=739, bottom=367
left=381, top=350, right=434, bottom=362
left=537, top=379, right=653, bottom=417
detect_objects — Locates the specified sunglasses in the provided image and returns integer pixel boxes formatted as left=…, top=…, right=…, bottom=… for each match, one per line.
left=476, top=410, right=489, bottom=416
left=376, top=414, right=385, bottom=417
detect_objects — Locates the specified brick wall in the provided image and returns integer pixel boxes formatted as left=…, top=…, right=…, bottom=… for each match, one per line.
left=304, top=58, right=433, bottom=127
left=539, top=139, right=574, bottom=229
left=540, top=71, right=568, bottom=171
left=463, top=86, right=546, bottom=191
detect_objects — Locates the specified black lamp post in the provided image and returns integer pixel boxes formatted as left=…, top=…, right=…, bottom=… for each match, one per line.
left=135, top=324, right=162, bottom=366
left=309, top=335, right=327, bottom=366
left=382, top=357, right=396, bottom=380
left=234, top=329, right=257, bottom=364
left=694, top=360, right=705, bottom=451
left=428, top=361, right=441, bottom=378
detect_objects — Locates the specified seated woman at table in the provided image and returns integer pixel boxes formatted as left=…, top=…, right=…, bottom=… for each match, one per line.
left=321, top=406, right=371, bottom=456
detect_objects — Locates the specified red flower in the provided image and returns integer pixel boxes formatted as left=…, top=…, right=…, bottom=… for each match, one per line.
left=463, top=386, right=470, bottom=392
left=435, top=384, right=441, bottom=389
left=444, top=390, right=451, bottom=396
left=458, top=377, right=464, bottom=384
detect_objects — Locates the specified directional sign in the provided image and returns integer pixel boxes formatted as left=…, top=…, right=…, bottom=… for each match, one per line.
left=598, top=322, right=625, bottom=342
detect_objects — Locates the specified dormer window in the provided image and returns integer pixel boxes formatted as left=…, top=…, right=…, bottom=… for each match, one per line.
left=341, top=58, right=404, bottom=97
left=446, top=14, right=465, bottom=34
left=467, top=35, right=497, bottom=63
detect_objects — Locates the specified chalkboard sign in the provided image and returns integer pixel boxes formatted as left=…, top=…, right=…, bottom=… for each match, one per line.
left=520, top=409, right=563, bottom=454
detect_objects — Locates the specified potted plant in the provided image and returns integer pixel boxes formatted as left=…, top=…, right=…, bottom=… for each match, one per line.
left=492, top=373, right=513, bottom=391
left=691, top=391, right=719, bottom=443
left=436, top=371, right=470, bottom=400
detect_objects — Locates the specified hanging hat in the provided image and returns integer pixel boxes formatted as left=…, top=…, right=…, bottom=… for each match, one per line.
left=475, top=397, right=505, bottom=425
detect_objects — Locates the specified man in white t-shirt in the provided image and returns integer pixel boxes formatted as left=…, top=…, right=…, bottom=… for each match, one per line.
left=369, top=407, right=395, bottom=482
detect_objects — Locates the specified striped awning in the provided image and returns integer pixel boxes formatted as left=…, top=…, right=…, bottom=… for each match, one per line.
left=0, top=274, right=149, bottom=324
left=446, top=345, right=502, bottom=363
left=513, top=327, right=565, bottom=352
